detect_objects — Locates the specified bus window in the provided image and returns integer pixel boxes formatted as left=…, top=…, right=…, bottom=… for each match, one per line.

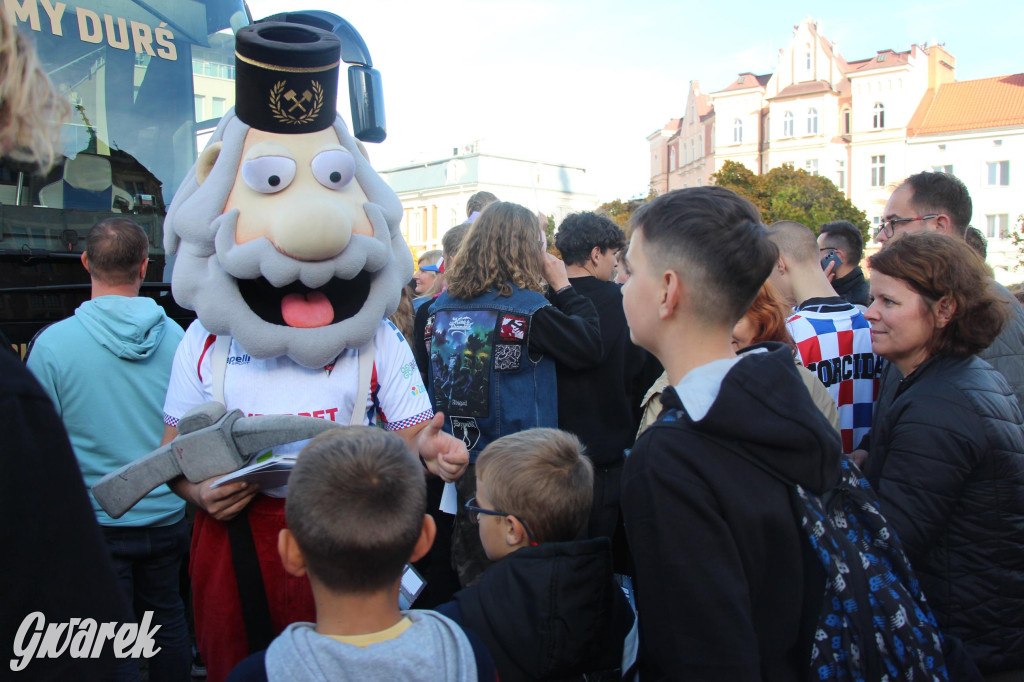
left=1, top=0, right=249, bottom=345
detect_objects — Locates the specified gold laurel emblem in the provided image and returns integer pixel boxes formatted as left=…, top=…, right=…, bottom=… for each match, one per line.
left=269, top=80, right=324, bottom=125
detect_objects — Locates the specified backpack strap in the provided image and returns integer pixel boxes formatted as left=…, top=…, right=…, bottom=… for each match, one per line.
left=225, top=507, right=275, bottom=655
left=211, top=334, right=230, bottom=405
left=350, top=340, right=374, bottom=426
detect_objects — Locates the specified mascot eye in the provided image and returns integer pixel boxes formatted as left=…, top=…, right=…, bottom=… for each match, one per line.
left=311, top=149, right=356, bottom=189
left=241, top=156, right=296, bottom=194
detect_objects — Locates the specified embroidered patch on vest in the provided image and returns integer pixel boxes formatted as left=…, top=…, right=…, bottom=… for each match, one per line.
left=499, top=315, right=527, bottom=341
left=424, top=315, right=434, bottom=354
left=430, top=309, right=496, bottom=419
left=494, top=343, right=523, bottom=371
left=450, top=416, right=481, bottom=451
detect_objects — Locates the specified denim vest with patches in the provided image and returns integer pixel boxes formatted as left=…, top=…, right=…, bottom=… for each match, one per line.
left=425, top=286, right=557, bottom=460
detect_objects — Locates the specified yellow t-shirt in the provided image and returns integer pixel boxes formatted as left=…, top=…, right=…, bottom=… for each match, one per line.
left=327, top=617, right=413, bottom=648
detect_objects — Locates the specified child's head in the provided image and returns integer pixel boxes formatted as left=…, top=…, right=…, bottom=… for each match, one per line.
left=473, top=428, right=593, bottom=560
left=622, top=186, right=776, bottom=354
left=282, top=426, right=431, bottom=594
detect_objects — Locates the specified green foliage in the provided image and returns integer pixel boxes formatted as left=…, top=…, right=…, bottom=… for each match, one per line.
left=597, top=190, right=656, bottom=236
left=1009, top=214, right=1024, bottom=271
left=711, top=161, right=870, bottom=241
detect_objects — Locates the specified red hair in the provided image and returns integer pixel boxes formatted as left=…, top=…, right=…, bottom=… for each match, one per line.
left=742, top=280, right=796, bottom=352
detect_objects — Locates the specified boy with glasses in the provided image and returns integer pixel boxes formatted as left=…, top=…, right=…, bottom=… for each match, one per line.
left=437, top=428, right=637, bottom=681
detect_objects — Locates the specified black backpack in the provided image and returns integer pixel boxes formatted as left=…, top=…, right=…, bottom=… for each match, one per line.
left=660, top=406, right=952, bottom=681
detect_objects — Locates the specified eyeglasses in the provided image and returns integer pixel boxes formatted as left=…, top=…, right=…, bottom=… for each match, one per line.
left=876, top=215, right=940, bottom=239
left=465, top=497, right=538, bottom=545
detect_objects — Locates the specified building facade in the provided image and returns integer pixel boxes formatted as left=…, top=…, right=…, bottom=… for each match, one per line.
left=380, top=143, right=598, bottom=258
left=648, top=16, right=1022, bottom=283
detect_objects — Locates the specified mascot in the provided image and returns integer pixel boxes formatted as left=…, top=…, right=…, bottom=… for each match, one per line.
left=160, top=19, right=468, bottom=681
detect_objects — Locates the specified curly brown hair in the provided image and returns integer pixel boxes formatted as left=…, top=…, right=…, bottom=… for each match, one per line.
left=0, top=15, right=69, bottom=171
left=868, top=232, right=1009, bottom=357
left=445, top=202, right=545, bottom=299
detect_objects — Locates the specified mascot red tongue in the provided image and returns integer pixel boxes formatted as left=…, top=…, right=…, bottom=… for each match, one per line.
left=156, top=17, right=466, bottom=682
left=282, top=292, right=333, bottom=327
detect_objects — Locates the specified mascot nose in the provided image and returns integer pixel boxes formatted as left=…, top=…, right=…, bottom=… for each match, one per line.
left=270, top=198, right=352, bottom=261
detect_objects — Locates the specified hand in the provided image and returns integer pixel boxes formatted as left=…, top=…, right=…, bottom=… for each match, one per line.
left=418, top=412, right=469, bottom=482
left=849, top=449, right=869, bottom=468
left=542, top=253, right=570, bottom=291
left=823, top=259, right=837, bottom=282
left=193, top=478, right=259, bottom=521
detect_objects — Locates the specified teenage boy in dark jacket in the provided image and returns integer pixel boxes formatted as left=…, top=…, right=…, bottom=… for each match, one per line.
left=620, top=187, right=841, bottom=680
left=438, top=428, right=637, bottom=681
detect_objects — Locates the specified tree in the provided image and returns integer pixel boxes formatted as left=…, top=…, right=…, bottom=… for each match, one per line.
left=711, top=161, right=870, bottom=240
left=597, top=190, right=656, bottom=236
left=1008, top=214, right=1024, bottom=271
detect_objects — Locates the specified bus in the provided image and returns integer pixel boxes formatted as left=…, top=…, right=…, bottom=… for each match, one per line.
left=1, top=0, right=250, bottom=346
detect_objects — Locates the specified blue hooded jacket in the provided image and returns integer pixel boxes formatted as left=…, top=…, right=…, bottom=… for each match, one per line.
left=27, top=296, right=184, bottom=526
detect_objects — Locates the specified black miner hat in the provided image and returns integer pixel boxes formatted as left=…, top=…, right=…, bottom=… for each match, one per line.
left=234, top=22, right=341, bottom=134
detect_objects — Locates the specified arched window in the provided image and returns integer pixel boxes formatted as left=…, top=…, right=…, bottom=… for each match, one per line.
left=697, top=135, right=703, bottom=157
left=733, top=118, right=743, bottom=143
left=873, top=102, right=885, bottom=129
left=783, top=111, right=794, bottom=137
left=669, top=146, right=677, bottom=170
left=807, top=108, right=818, bottom=134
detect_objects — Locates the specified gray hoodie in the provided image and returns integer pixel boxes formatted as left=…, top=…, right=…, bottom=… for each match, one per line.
left=265, top=611, right=479, bottom=682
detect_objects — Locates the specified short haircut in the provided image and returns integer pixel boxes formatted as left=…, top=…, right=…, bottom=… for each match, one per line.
left=899, top=171, right=972, bottom=237
left=554, top=212, right=626, bottom=266
left=418, top=249, right=442, bottom=268
left=285, top=427, right=426, bottom=593
left=629, top=186, right=776, bottom=327
left=476, top=428, right=593, bottom=544
left=85, top=218, right=149, bottom=285
left=868, top=232, right=1008, bottom=357
left=964, top=226, right=987, bottom=259
left=446, top=201, right=545, bottom=299
left=819, top=220, right=864, bottom=265
left=466, top=191, right=498, bottom=217
left=442, top=223, right=470, bottom=259
left=766, top=220, right=820, bottom=267
left=739, top=280, right=796, bottom=353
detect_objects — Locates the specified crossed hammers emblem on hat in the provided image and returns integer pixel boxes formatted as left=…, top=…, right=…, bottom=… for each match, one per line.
left=284, top=89, right=313, bottom=113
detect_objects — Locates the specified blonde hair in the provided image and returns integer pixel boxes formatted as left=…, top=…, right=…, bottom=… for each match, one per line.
left=445, top=202, right=545, bottom=299
left=0, top=15, right=69, bottom=172
left=476, top=428, right=593, bottom=543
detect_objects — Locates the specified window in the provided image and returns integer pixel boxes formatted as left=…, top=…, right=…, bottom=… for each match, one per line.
left=193, top=95, right=204, bottom=121
left=783, top=111, right=794, bottom=137
left=871, top=155, right=886, bottom=187
left=669, top=147, right=677, bottom=170
left=805, top=159, right=819, bottom=176
left=697, top=135, right=703, bottom=157
left=807, top=108, right=818, bottom=134
left=987, top=161, right=1010, bottom=186
left=211, top=97, right=226, bottom=118
left=843, top=110, right=851, bottom=135
left=450, top=209, right=458, bottom=227
left=986, top=214, right=1009, bottom=239
left=932, top=165, right=953, bottom=174
left=873, top=103, right=885, bottom=129
left=733, top=119, right=743, bottom=144
left=805, top=45, right=812, bottom=70
left=837, top=170, right=845, bottom=190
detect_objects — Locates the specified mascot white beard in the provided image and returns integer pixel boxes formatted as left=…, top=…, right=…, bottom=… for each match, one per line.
left=163, top=111, right=412, bottom=369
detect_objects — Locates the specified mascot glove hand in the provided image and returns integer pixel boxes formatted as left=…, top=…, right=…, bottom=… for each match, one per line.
left=419, top=412, right=469, bottom=483
left=194, top=478, right=260, bottom=521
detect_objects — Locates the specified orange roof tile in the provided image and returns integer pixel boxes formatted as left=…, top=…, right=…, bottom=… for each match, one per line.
left=908, top=74, right=1024, bottom=136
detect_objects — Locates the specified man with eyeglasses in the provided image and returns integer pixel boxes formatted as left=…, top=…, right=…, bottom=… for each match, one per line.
left=851, top=171, right=1024, bottom=463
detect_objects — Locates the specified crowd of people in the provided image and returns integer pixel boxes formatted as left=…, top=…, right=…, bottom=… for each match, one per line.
left=4, top=12, right=1024, bottom=682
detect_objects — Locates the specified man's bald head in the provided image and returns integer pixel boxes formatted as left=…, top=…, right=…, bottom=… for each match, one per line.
left=765, top=221, right=819, bottom=267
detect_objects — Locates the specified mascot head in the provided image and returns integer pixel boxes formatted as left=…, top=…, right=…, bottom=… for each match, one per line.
left=164, top=21, right=411, bottom=369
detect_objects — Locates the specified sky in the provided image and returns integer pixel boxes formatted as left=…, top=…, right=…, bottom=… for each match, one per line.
left=245, top=0, right=1023, bottom=204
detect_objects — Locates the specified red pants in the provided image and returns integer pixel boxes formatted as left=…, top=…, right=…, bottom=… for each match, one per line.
left=190, top=496, right=315, bottom=682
